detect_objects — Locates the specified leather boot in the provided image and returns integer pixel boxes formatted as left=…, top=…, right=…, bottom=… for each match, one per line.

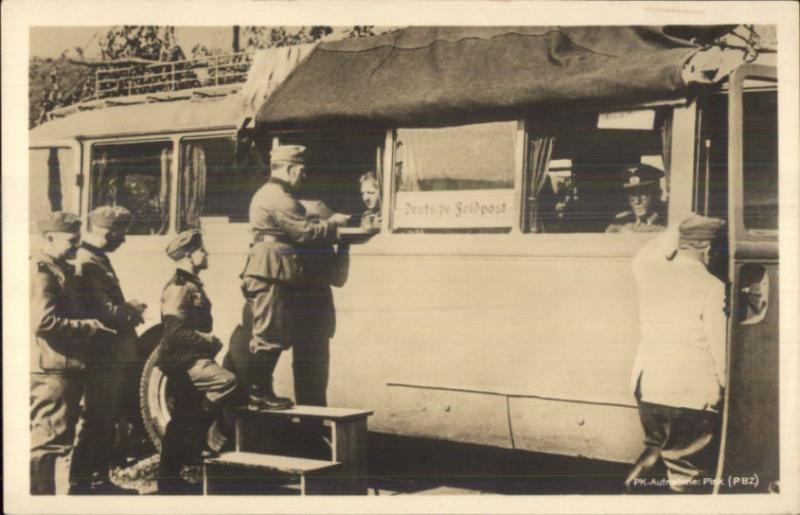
left=248, top=382, right=294, bottom=411
left=247, top=349, right=293, bottom=410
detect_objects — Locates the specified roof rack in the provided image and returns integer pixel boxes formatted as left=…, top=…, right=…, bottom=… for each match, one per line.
left=44, top=52, right=253, bottom=122
left=93, top=51, right=253, bottom=99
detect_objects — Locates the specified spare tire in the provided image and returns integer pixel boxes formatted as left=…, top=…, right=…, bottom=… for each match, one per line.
left=139, top=323, right=251, bottom=450
left=139, top=340, right=171, bottom=451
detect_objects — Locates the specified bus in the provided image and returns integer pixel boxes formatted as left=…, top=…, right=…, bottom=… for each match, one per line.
left=29, top=25, right=778, bottom=492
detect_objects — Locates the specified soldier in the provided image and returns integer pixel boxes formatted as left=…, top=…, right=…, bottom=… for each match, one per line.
left=30, top=212, right=114, bottom=495
left=625, top=214, right=727, bottom=493
left=70, top=206, right=145, bottom=494
left=241, top=145, right=350, bottom=410
left=605, top=164, right=667, bottom=233
left=293, top=200, right=351, bottom=407
left=156, top=229, right=238, bottom=495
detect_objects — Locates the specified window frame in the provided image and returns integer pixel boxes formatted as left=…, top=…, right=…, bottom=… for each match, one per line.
left=387, top=121, right=522, bottom=234
left=86, top=136, right=177, bottom=235
left=29, top=140, right=82, bottom=216
left=520, top=101, right=688, bottom=236
left=177, top=131, right=245, bottom=231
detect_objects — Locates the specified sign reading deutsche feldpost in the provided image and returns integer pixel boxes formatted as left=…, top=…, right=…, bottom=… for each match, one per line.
left=393, top=189, right=514, bottom=229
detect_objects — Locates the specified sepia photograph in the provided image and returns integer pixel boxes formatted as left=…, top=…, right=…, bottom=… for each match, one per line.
left=3, top=1, right=799, bottom=514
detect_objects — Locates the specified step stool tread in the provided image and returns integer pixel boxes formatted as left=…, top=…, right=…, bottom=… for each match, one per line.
left=231, top=405, right=373, bottom=421
left=206, top=452, right=340, bottom=474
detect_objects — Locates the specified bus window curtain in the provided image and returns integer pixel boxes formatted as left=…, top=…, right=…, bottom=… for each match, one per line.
left=92, top=151, right=111, bottom=207
left=181, top=143, right=207, bottom=230
left=158, top=148, right=171, bottom=234
left=47, top=148, right=63, bottom=211
left=660, top=113, right=672, bottom=201
left=527, top=134, right=555, bottom=233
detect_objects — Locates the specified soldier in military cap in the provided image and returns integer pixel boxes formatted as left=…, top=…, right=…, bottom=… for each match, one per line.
left=241, top=145, right=350, bottom=410
left=30, top=212, right=115, bottom=495
left=69, top=206, right=145, bottom=494
left=157, top=230, right=238, bottom=494
left=606, top=164, right=667, bottom=233
left=625, top=214, right=727, bottom=493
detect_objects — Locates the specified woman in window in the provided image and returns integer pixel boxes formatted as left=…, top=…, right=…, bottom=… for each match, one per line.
left=359, top=171, right=381, bottom=230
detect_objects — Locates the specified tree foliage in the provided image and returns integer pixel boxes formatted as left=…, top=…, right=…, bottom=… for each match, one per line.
left=99, top=26, right=185, bottom=61
left=31, top=25, right=396, bottom=127
left=29, top=57, right=94, bottom=128
left=241, top=26, right=334, bottom=49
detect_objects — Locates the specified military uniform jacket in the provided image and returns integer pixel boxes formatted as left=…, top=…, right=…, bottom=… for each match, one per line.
left=242, top=178, right=337, bottom=285
left=75, top=244, right=140, bottom=364
left=30, top=252, right=93, bottom=373
left=606, top=208, right=667, bottom=233
left=157, top=269, right=221, bottom=372
left=631, top=232, right=727, bottom=411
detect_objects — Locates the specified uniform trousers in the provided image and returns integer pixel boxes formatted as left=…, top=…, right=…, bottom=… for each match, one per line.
left=636, top=400, right=721, bottom=493
left=292, top=331, right=330, bottom=407
left=30, top=372, right=84, bottom=495
left=242, top=277, right=299, bottom=353
left=69, top=356, right=134, bottom=486
left=158, top=359, right=237, bottom=495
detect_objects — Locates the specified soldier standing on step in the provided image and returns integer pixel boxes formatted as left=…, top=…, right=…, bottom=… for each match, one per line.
left=241, top=145, right=350, bottom=411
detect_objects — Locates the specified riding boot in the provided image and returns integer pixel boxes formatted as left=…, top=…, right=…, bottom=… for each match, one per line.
left=248, top=349, right=293, bottom=410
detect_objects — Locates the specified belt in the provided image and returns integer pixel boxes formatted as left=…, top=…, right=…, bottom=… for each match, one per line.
left=252, top=232, right=288, bottom=244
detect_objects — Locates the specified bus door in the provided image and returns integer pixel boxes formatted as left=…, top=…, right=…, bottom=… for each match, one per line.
left=718, top=64, right=779, bottom=493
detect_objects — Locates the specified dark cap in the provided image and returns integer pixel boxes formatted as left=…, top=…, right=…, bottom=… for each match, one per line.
left=89, top=205, right=132, bottom=231
left=270, top=145, right=308, bottom=165
left=621, top=164, right=664, bottom=190
left=37, top=212, right=81, bottom=234
left=166, top=229, right=204, bottom=260
left=679, top=214, right=725, bottom=243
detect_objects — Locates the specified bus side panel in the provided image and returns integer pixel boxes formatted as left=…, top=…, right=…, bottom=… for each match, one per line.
left=720, top=256, right=779, bottom=492
left=509, top=398, right=642, bottom=463
left=322, top=239, right=645, bottom=464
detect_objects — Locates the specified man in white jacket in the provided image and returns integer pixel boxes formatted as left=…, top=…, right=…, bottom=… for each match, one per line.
left=626, top=214, right=727, bottom=493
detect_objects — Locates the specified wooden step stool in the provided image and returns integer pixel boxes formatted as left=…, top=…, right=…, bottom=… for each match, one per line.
left=205, top=405, right=373, bottom=495
left=204, top=452, right=340, bottom=495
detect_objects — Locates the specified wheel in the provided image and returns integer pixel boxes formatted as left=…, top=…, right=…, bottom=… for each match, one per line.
left=139, top=324, right=249, bottom=450
left=139, top=342, right=171, bottom=451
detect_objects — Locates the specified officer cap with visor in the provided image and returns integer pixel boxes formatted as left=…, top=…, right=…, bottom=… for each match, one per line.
left=88, top=205, right=132, bottom=231
left=166, top=229, right=204, bottom=261
left=621, top=163, right=664, bottom=191
left=37, top=212, right=81, bottom=234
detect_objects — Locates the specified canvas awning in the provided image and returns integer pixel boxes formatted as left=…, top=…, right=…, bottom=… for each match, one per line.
left=255, top=26, right=744, bottom=129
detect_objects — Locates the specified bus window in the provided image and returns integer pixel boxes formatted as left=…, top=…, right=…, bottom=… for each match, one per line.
left=696, top=94, right=729, bottom=220
left=178, top=136, right=264, bottom=230
left=279, top=130, right=386, bottom=225
left=391, top=122, right=516, bottom=233
left=91, top=141, right=172, bottom=235
left=29, top=147, right=73, bottom=233
left=742, top=91, right=778, bottom=231
left=524, top=109, right=672, bottom=233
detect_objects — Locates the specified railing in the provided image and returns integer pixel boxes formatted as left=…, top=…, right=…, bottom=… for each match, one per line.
left=94, top=52, right=253, bottom=100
